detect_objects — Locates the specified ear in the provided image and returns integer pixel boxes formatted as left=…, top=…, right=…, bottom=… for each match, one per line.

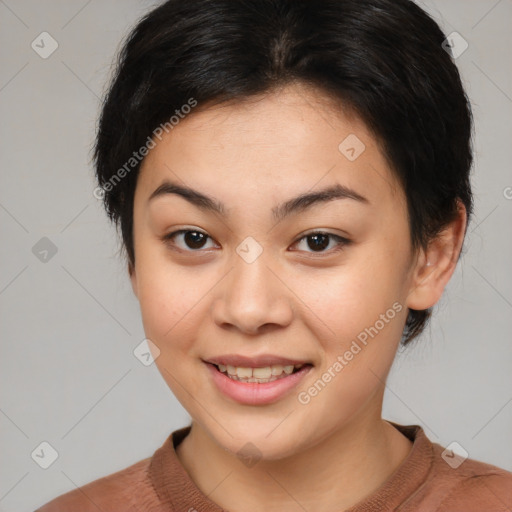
left=128, top=261, right=138, bottom=299
left=406, top=201, right=467, bottom=311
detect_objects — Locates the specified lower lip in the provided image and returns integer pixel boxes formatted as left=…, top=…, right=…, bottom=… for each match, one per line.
left=205, top=362, right=313, bottom=406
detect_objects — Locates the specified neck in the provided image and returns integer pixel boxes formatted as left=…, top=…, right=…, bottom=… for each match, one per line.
left=176, top=402, right=412, bottom=512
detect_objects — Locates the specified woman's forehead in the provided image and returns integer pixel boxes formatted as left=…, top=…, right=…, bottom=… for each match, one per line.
left=137, top=85, right=401, bottom=203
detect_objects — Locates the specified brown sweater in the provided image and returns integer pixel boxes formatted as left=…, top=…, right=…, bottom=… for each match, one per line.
left=35, top=422, right=512, bottom=511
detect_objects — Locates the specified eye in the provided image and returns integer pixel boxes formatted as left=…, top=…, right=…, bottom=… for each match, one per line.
left=162, top=229, right=217, bottom=251
left=291, top=231, right=350, bottom=254
left=162, top=229, right=350, bottom=255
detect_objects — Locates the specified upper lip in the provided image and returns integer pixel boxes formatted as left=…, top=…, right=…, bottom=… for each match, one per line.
left=204, top=354, right=312, bottom=368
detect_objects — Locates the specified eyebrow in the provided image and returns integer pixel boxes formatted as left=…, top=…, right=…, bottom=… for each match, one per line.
left=148, top=180, right=368, bottom=221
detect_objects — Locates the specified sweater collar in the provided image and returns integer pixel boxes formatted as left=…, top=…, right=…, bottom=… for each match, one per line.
left=149, top=421, right=433, bottom=511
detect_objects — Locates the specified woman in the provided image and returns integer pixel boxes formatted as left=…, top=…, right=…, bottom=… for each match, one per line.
left=37, top=0, right=512, bottom=510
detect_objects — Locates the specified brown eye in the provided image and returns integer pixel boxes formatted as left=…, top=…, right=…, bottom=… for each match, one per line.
left=163, top=229, right=214, bottom=251
left=306, top=233, right=330, bottom=251
left=292, top=232, right=350, bottom=254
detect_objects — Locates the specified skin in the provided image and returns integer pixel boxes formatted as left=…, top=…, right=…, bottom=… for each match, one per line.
left=129, top=82, right=466, bottom=512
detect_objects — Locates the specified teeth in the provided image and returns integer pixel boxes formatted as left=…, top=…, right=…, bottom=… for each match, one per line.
left=271, top=365, right=283, bottom=375
left=216, top=363, right=305, bottom=381
left=236, top=367, right=252, bottom=378
left=253, top=367, right=271, bottom=379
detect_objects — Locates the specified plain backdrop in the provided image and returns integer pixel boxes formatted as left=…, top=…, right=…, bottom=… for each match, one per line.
left=0, top=1, right=511, bottom=510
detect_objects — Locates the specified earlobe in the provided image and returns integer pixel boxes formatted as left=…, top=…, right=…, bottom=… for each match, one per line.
left=406, top=201, right=467, bottom=311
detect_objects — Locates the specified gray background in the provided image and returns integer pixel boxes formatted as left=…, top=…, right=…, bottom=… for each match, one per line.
left=0, top=1, right=511, bottom=510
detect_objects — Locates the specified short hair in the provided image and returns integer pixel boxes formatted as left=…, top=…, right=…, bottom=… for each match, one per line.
left=94, top=0, right=473, bottom=346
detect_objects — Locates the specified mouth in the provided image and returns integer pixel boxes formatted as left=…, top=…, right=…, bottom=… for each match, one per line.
left=208, top=362, right=312, bottom=384
left=203, top=357, right=314, bottom=405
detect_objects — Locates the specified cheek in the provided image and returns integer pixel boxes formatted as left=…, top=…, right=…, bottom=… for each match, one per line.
left=299, top=253, right=407, bottom=339
left=292, top=256, right=408, bottom=428
left=134, top=246, right=207, bottom=350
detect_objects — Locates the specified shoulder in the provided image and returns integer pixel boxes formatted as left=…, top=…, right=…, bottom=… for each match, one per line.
left=437, top=469, right=512, bottom=511
left=34, top=457, right=153, bottom=512
left=429, top=443, right=512, bottom=511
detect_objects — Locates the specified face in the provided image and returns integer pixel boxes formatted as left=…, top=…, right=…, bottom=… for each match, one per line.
left=130, top=83, right=419, bottom=460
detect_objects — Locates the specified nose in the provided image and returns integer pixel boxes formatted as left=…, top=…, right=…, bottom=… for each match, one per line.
left=211, top=252, right=293, bottom=335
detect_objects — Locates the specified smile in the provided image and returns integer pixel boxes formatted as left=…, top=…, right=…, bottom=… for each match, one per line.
left=205, top=361, right=313, bottom=405
left=215, top=363, right=307, bottom=383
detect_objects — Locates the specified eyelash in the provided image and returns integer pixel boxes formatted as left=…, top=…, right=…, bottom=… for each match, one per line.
left=161, top=229, right=351, bottom=256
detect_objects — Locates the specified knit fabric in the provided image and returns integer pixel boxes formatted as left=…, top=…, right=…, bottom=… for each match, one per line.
left=35, top=422, right=512, bottom=511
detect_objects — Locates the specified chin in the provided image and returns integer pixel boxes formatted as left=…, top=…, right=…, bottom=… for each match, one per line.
left=207, top=419, right=309, bottom=462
